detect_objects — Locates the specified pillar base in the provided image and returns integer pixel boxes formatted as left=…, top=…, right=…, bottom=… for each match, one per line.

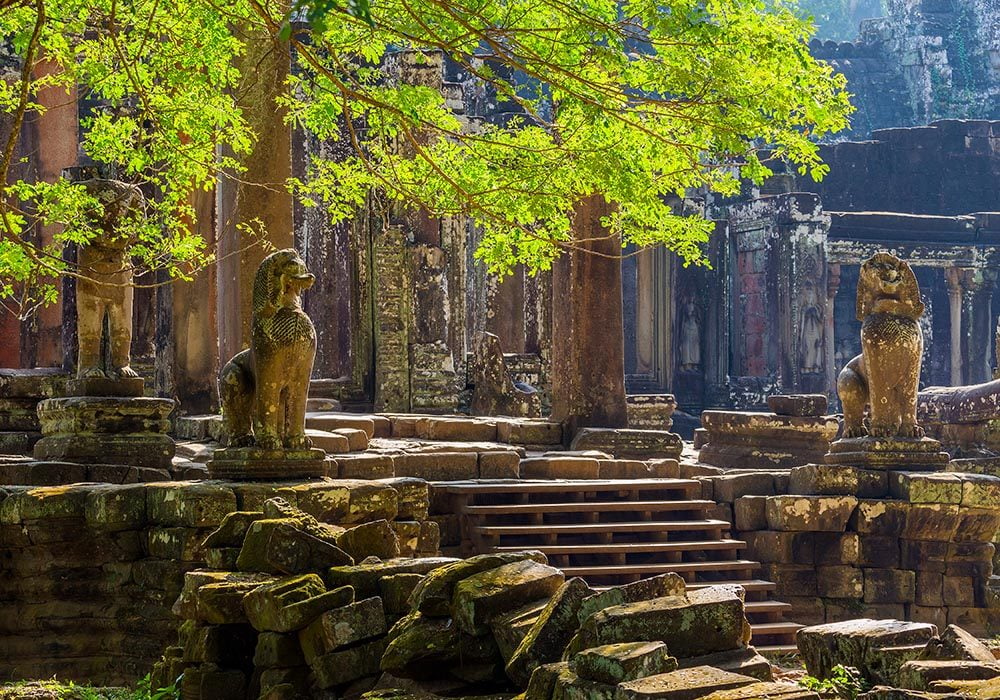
left=207, top=447, right=327, bottom=480
left=824, top=436, right=949, bottom=470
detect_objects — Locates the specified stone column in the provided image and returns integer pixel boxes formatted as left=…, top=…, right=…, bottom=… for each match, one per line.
left=826, top=263, right=841, bottom=394
left=485, top=267, right=526, bottom=353
left=217, top=29, right=294, bottom=364
left=963, top=269, right=996, bottom=385
left=30, top=57, right=78, bottom=366
left=946, top=267, right=964, bottom=386
left=550, top=196, right=628, bottom=435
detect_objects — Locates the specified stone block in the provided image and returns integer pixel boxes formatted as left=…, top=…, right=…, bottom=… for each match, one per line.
left=851, top=500, right=909, bottom=535
left=280, top=480, right=398, bottom=523
left=713, top=473, right=776, bottom=503
left=890, top=472, right=963, bottom=504
left=567, top=586, right=749, bottom=660
left=569, top=428, right=682, bottom=460
left=572, top=642, right=676, bottom=685
left=243, top=574, right=355, bottom=632
left=148, top=526, right=212, bottom=561
left=521, top=456, right=600, bottom=479
left=943, top=575, right=977, bottom=607
left=675, top=647, right=772, bottom=681
left=415, top=416, right=498, bottom=442
left=147, top=483, right=237, bottom=527
left=497, top=419, right=563, bottom=446
left=298, top=596, right=386, bottom=662
left=180, top=664, right=246, bottom=700
left=863, top=568, right=915, bottom=604
left=379, top=573, right=424, bottom=619
left=335, top=519, right=399, bottom=560
left=765, top=496, right=858, bottom=532
left=910, top=605, right=948, bottom=631
left=817, top=566, right=863, bottom=598
left=745, top=531, right=814, bottom=564
left=577, top=573, right=687, bottom=624
left=381, top=609, right=500, bottom=677
left=902, top=504, right=961, bottom=541
left=955, top=508, right=1000, bottom=543
left=332, top=427, right=368, bottom=451
left=915, top=571, right=944, bottom=607
left=206, top=447, right=327, bottom=480
left=815, top=533, right=860, bottom=566
left=335, top=454, right=394, bottom=479
left=790, top=465, right=887, bottom=498
left=797, top=619, right=938, bottom=682
left=507, top=577, right=593, bottom=684
left=901, top=539, right=948, bottom=572
left=614, top=666, right=757, bottom=700
left=734, top=496, right=768, bottom=531
left=378, top=477, right=429, bottom=520
left=960, top=474, right=1000, bottom=508
left=84, top=484, right=148, bottom=532
left=897, top=659, right=1000, bottom=691
left=479, top=450, right=521, bottom=479
left=493, top=599, right=547, bottom=662
left=554, top=668, right=616, bottom=700
left=857, top=535, right=900, bottom=568
left=453, top=559, right=565, bottom=635
left=394, top=452, right=480, bottom=480
left=760, top=564, right=818, bottom=595
left=305, top=412, right=376, bottom=438
left=236, top=519, right=353, bottom=574
left=326, top=557, right=458, bottom=599
left=824, top=436, right=949, bottom=470
left=202, top=511, right=263, bottom=548
left=254, top=631, right=306, bottom=668
left=309, top=637, right=387, bottom=689
left=305, top=429, right=351, bottom=453
left=600, top=459, right=675, bottom=480
left=768, top=394, right=828, bottom=417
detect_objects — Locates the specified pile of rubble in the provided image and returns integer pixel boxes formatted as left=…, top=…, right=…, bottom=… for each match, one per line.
left=798, top=618, right=1000, bottom=698
left=154, top=498, right=817, bottom=699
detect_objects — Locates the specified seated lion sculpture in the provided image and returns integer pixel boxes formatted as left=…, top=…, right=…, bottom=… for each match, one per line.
left=220, top=249, right=317, bottom=450
left=838, top=252, right=925, bottom=439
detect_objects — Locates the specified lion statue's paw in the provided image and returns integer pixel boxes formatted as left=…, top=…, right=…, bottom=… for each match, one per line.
left=285, top=435, right=313, bottom=450
left=81, top=366, right=107, bottom=378
left=900, top=423, right=925, bottom=439
left=116, top=366, right=140, bottom=378
left=843, top=425, right=869, bottom=439
left=255, top=435, right=282, bottom=450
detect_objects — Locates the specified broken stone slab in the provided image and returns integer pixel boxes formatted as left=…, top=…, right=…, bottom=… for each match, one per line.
left=309, top=637, right=388, bottom=689
left=172, top=570, right=275, bottom=621
left=526, top=662, right=569, bottom=700
left=506, top=577, right=594, bottom=685
left=569, top=428, right=682, bottom=460
left=453, top=558, right=565, bottom=635
left=381, top=610, right=502, bottom=679
left=857, top=687, right=963, bottom=700
left=797, top=619, right=939, bottom=683
left=765, top=495, right=858, bottom=531
left=254, top=631, right=306, bottom=668
left=566, top=585, right=750, bottom=660
left=202, top=511, right=264, bottom=548
left=614, top=666, right=757, bottom=700
left=571, top=642, right=677, bottom=685
left=326, top=557, right=458, bottom=599
left=207, top=446, right=327, bottom=480
left=675, top=647, right=773, bottom=681
left=921, top=625, right=997, bottom=663
left=236, top=518, right=353, bottom=574
left=698, top=682, right=820, bottom=699
left=298, top=596, right=387, bottom=663
left=698, top=411, right=838, bottom=469
left=243, top=573, right=355, bottom=632
left=409, top=550, right=549, bottom=617
left=553, top=666, right=616, bottom=700
left=897, top=660, right=1000, bottom=691
left=768, top=394, right=829, bottom=417
left=492, top=599, right=549, bottom=662
left=577, top=573, right=686, bottom=624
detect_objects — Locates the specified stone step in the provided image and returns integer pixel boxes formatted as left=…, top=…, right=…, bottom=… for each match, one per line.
left=686, top=579, right=776, bottom=595
left=463, top=499, right=715, bottom=515
left=489, top=539, right=746, bottom=556
left=440, top=478, right=700, bottom=493
left=744, top=600, right=794, bottom=615
left=475, top=519, right=732, bottom=537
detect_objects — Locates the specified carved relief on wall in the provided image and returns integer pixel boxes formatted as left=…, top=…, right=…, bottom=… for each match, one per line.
left=678, top=294, right=701, bottom=373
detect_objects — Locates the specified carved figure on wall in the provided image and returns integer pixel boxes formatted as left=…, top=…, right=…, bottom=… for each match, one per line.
left=470, top=331, right=541, bottom=418
left=800, top=282, right=824, bottom=374
left=838, top=252, right=925, bottom=438
left=220, top=249, right=317, bottom=449
left=678, top=296, right=701, bottom=372
left=74, top=177, right=145, bottom=379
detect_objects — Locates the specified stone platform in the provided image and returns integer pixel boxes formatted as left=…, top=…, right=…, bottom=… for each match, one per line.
left=824, top=436, right=951, bottom=470
left=33, top=395, right=176, bottom=469
left=207, top=447, right=327, bottom=480
left=0, top=368, right=70, bottom=455
left=699, top=410, right=839, bottom=469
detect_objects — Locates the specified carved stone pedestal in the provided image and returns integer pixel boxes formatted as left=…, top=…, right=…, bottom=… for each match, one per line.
left=0, top=369, right=69, bottom=455
left=33, top=395, right=176, bottom=469
left=569, top=427, right=683, bottom=460
left=824, top=436, right=950, bottom=470
left=207, top=447, right=327, bottom=480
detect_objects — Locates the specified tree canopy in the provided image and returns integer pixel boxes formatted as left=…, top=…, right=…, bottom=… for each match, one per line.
left=0, top=0, right=852, bottom=315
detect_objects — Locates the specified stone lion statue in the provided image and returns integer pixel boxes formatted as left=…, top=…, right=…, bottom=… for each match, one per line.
left=838, top=252, right=925, bottom=439
left=220, top=249, right=317, bottom=450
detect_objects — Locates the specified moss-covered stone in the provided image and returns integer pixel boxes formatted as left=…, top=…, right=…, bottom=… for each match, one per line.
left=453, top=559, right=565, bottom=636
left=202, top=510, right=264, bottom=548
left=571, top=642, right=676, bottom=685
left=236, top=518, right=353, bottom=574
left=381, top=610, right=502, bottom=680
left=310, top=637, right=388, bottom=689
left=326, top=557, right=458, bottom=599
left=410, top=550, right=550, bottom=617
left=615, top=666, right=757, bottom=700
left=298, top=596, right=387, bottom=662
left=336, top=519, right=400, bottom=560
left=506, top=577, right=593, bottom=685
left=577, top=573, right=685, bottom=624
left=243, top=573, right=354, bottom=633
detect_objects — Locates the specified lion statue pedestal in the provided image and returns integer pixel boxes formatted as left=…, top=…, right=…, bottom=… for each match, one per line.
left=824, top=252, right=949, bottom=471
left=207, top=249, right=326, bottom=480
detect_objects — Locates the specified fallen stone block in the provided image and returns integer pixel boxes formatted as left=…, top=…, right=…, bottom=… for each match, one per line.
left=310, top=637, right=388, bottom=689
left=797, top=619, right=939, bottom=684
left=897, top=660, right=1000, bottom=691
left=553, top=667, right=616, bottom=700
left=921, top=624, right=997, bottom=663
left=243, top=574, right=355, bottom=633
left=768, top=394, right=828, bottom=417
left=335, top=519, right=400, bottom=560
left=676, top=647, right=772, bottom=681
left=698, top=682, right=820, bottom=699
left=180, top=663, right=247, bottom=700
left=890, top=472, right=964, bottom=504
left=571, top=641, right=676, bottom=685
left=506, top=577, right=594, bottom=685
left=453, top=558, right=565, bottom=635
left=526, top=662, right=569, bottom=700
left=326, top=557, right=458, bottom=598
left=570, top=428, right=682, bottom=460
left=378, top=477, right=430, bottom=520
left=567, top=585, right=750, bottom=660
left=254, top=631, right=306, bottom=668
left=236, top=518, right=353, bottom=574
left=409, top=550, right=549, bottom=617
left=577, top=573, right=686, bottom=624
left=202, top=511, right=264, bottom=548
left=614, top=665, right=757, bottom=700
left=492, top=599, right=549, bottom=662
left=381, top=610, right=502, bottom=679
left=299, top=596, right=387, bottom=663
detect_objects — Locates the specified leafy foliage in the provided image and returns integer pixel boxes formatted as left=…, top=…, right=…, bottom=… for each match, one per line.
left=799, top=664, right=870, bottom=699
left=0, top=0, right=852, bottom=311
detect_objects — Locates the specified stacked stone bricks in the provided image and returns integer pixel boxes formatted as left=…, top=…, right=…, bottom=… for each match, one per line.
left=0, top=477, right=439, bottom=684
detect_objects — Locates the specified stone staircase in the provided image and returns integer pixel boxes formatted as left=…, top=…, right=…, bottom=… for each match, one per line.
left=435, top=478, right=802, bottom=652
